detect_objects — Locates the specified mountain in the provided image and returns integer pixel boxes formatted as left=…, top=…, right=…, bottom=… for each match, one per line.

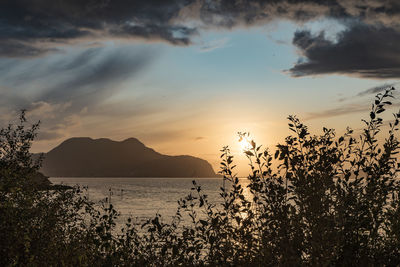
left=39, top=137, right=218, bottom=177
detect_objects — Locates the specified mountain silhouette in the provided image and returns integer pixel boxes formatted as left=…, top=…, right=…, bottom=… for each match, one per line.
left=39, top=137, right=218, bottom=177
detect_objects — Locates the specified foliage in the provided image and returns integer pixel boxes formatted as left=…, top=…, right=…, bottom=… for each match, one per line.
left=2, top=88, right=400, bottom=266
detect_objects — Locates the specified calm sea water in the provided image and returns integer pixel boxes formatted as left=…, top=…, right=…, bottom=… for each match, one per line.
left=49, top=177, right=250, bottom=224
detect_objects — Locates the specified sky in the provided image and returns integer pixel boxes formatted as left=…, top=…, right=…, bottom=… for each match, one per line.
left=1, top=0, right=400, bottom=174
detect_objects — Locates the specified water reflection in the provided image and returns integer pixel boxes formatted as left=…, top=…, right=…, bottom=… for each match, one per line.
left=50, top=177, right=253, bottom=224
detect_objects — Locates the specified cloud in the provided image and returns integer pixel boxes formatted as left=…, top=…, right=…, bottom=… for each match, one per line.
left=199, top=38, right=229, bottom=52
left=0, top=100, right=78, bottom=141
left=110, top=24, right=196, bottom=45
left=40, top=47, right=154, bottom=106
left=196, top=1, right=339, bottom=28
left=35, top=113, right=82, bottom=141
left=357, top=83, right=399, bottom=96
left=36, top=129, right=67, bottom=141
left=26, top=101, right=71, bottom=119
left=1, top=0, right=400, bottom=81
left=335, top=82, right=400, bottom=104
left=194, top=0, right=400, bottom=29
left=306, top=100, right=400, bottom=120
left=306, top=83, right=400, bottom=120
left=0, top=40, right=59, bottom=58
left=0, top=0, right=197, bottom=57
left=289, top=24, right=400, bottom=79
left=305, top=103, right=370, bottom=120
left=2, top=1, right=400, bottom=59
left=174, top=1, right=400, bottom=79
left=1, top=45, right=155, bottom=108
left=0, top=45, right=159, bottom=142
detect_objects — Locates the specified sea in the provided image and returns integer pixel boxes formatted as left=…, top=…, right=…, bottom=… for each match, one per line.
left=49, top=177, right=251, bottom=225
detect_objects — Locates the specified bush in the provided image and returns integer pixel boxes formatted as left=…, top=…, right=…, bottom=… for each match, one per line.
left=1, top=88, right=400, bottom=266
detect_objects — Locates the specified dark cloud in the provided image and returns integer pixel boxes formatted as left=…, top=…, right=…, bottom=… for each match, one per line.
left=197, top=0, right=343, bottom=27
left=1, top=1, right=400, bottom=80
left=0, top=0, right=197, bottom=57
left=110, top=24, right=196, bottom=45
left=0, top=40, right=58, bottom=58
left=289, top=24, right=400, bottom=78
left=2, top=0, right=400, bottom=59
left=195, top=0, right=400, bottom=29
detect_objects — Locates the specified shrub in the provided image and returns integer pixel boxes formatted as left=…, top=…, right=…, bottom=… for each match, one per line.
left=1, top=88, right=400, bottom=266
left=0, top=112, right=112, bottom=266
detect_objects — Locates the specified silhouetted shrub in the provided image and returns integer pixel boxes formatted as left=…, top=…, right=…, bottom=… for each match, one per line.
left=2, top=88, right=400, bottom=266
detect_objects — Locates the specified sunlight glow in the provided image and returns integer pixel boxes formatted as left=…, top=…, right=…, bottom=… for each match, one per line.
left=239, top=138, right=252, bottom=151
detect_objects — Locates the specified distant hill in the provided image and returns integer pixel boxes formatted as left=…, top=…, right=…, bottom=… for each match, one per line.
left=39, top=137, right=218, bottom=178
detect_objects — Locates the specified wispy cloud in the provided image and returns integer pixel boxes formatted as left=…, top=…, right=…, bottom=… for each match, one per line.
left=307, top=83, right=400, bottom=120
left=199, top=38, right=229, bottom=52
left=305, top=103, right=370, bottom=121
left=357, top=83, right=399, bottom=97
left=0, top=45, right=159, bottom=141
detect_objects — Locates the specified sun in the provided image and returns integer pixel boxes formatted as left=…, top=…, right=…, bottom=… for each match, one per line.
left=239, top=138, right=252, bottom=151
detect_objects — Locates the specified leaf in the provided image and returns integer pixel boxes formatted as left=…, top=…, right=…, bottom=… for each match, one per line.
left=245, top=151, right=254, bottom=156
left=370, top=112, right=376, bottom=119
left=251, top=140, right=256, bottom=149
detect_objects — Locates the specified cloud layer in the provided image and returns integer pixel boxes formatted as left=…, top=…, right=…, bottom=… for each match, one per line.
left=1, top=1, right=400, bottom=78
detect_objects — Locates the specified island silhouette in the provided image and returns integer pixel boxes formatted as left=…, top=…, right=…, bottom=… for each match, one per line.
left=38, top=137, right=218, bottom=177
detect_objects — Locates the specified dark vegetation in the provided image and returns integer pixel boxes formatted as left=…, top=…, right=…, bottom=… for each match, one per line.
left=38, top=137, right=217, bottom=178
left=2, top=88, right=400, bottom=266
